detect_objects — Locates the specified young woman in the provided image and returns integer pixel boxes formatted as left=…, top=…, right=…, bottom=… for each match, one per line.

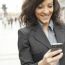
left=18, top=0, right=65, bottom=65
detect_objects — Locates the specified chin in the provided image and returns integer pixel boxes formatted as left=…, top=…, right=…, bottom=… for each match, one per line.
left=41, top=19, right=50, bottom=24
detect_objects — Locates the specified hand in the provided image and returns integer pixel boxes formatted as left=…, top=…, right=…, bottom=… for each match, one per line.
left=38, top=49, right=63, bottom=65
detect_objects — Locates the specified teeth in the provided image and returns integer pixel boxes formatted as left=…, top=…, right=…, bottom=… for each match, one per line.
left=42, top=17, right=49, bottom=18
left=41, top=15, right=49, bottom=17
left=42, top=16, right=49, bottom=18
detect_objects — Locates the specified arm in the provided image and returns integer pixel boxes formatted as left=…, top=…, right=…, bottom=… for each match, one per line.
left=18, top=29, right=38, bottom=65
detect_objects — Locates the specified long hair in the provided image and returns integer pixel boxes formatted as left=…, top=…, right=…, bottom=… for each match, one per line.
left=20, top=0, right=61, bottom=27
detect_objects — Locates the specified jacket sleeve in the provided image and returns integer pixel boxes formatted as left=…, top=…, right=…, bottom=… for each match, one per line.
left=18, top=29, right=38, bottom=65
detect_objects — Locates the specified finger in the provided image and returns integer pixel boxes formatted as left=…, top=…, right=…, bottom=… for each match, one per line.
left=44, top=49, right=51, bottom=58
left=46, top=53, right=63, bottom=63
left=49, top=49, right=62, bottom=57
left=51, top=52, right=63, bottom=62
left=44, top=49, right=62, bottom=58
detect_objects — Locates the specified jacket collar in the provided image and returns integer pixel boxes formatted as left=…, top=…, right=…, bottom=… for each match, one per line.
left=32, top=24, right=51, bottom=49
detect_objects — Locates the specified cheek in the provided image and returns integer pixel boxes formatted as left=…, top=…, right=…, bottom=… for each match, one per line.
left=35, top=11, right=41, bottom=18
left=35, top=9, right=42, bottom=15
left=50, top=9, right=53, bottom=15
left=35, top=14, right=42, bottom=21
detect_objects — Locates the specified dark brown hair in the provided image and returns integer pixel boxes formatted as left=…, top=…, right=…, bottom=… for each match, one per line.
left=20, top=0, right=61, bottom=27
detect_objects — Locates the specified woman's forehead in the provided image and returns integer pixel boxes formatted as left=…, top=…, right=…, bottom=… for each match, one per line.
left=41, top=0, right=53, bottom=4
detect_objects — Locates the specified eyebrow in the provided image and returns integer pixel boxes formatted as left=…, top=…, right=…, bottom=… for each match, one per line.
left=48, top=3, right=53, bottom=5
left=48, top=2, right=53, bottom=4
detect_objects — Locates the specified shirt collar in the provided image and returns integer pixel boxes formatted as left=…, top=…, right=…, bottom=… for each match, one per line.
left=49, top=20, right=54, bottom=31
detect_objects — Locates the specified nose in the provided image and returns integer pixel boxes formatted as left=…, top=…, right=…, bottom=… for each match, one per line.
left=42, top=7, right=49, bottom=15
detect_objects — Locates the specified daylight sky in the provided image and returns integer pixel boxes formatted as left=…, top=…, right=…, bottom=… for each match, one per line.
left=0, top=0, right=24, bottom=13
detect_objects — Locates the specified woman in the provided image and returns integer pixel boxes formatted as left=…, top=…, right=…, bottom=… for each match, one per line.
left=18, top=0, right=65, bottom=65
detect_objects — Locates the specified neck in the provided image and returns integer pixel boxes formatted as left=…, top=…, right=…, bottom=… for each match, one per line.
left=38, top=20, right=49, bottom=31
left=43, top=23, right=49, bottom=31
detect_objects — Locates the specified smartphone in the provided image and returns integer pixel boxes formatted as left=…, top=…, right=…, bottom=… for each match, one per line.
left=51, top=43, right=63, bottom=57
left=51, top=43, right=63, bottom=51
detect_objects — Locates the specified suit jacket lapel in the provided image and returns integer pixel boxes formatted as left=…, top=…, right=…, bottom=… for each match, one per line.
left=32, top=24, right=51, bottom=49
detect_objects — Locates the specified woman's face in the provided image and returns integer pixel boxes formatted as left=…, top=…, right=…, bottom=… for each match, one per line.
left=35, top=0, right=53, bottom=24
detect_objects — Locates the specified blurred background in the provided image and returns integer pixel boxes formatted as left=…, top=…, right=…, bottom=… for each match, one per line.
left=0, top=0, right=65, bottom=65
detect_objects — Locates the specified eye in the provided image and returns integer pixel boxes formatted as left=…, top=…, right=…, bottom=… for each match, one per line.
left=37, top=4, right=44, bottom=9
left=37, top=5, right=43, bottom=9
left=49, top=5, right=53, bottom=8
left=48, top=4, right=53, bottom=8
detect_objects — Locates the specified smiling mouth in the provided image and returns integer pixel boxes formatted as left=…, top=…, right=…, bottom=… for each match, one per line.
left=41, top=16, right=50, bottom=19
left=40, top=15, right=51, bottom=19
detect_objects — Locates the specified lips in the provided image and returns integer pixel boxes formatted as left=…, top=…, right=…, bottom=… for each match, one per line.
left=40, top=15, right=50, bottom=19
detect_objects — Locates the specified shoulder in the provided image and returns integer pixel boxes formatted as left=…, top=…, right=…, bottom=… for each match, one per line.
left=54, top=23, right=65, bottom=31
left=18, top=27, right=32, bottom=38
left=18, top=27, right=32, bottom=34
left=18, top=27, right=32, bottom=51
left=18, top=27, right=32, bottom=46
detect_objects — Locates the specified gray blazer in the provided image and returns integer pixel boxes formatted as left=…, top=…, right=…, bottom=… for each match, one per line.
left=18, top=24, right=65, bottom=65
